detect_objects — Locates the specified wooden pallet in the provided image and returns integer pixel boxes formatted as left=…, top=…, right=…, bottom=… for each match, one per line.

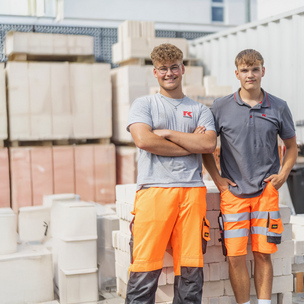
left=9, top=138, right=111, bottom=147
left=7, top=53, right=95, bottom=63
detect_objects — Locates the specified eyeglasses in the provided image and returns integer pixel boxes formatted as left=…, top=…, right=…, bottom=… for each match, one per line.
left=154, top=64, right=182, bottom=75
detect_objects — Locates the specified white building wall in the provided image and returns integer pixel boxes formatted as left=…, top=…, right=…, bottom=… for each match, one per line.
left=257, top=0, right=304, bottom=20
left=190, top=7, right=304, bottom=141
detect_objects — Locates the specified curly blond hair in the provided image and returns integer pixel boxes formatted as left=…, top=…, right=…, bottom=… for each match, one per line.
left=150, top=43, right=183, bottom=65
left=235, top=49, right=264, bottom=68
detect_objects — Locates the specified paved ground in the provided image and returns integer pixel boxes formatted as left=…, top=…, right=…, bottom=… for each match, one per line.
left=293, top=292, right=304, bottom=304
left=97, top=292, right=304, bottom=304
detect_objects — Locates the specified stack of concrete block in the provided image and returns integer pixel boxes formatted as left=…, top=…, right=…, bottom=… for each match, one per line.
left=0, top=63, right=7, bottom=141
left=204, top=76, right=233, bottom=98
left=5, top=31, right=94, bottom=57
left=0, top=207, right=54, bottom=303
left=0, top=148, right=10, bottom=208
left=113, top=182, right=294, bottom=304
left=10, top=144, right=116, bottom=212
left=6, top=61, right=111, bottom=140
left=112, top=20, right=188, bottom=64
left=116, top=146, right=138, bottom=184
left=51, top=201, right=99, bottom=303
left=96, top=204, right=120, bottom=291
left=111, top=65, right=157, bottom=143
left=290, top=214, right=304, bottom=293
left=0, top=244, right=54, bottom=304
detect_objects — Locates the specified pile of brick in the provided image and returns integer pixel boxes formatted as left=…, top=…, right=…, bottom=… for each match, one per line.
left=113, top=182, right=294, bottom=304
left=0, top=31, right=116, bottom=211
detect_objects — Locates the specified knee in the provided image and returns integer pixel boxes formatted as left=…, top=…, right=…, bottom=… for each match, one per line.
left=228, top=255, right=246, bottom=269
left=253, top=252, right=271, bottom=264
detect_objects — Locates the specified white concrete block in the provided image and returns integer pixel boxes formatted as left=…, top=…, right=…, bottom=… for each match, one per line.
left=158, top=268, right=167, bottom=286
left=111, top=65, right=147, bottom=87
left=273, top=258, right=283, bottom=276
left=0, top=208, right=17, bottom=255
left=294, top=239, right=304, bottom=255
left=125, top=184, right=137, bottom=205
left=0, top=64, right=7, bottom=140
left=272, top=275, right=293, bottom=293
left=202, top=280, right=224, bottom=298
left=183, top=66, right=203, bottom=86
left=282, top=257, right=292, bottom=276
left=112, top=42, right=123, bottom=64
left=290, top=214, right=304, bottom=225
left=204, top=76, right=217, bottom=87
left=116, top=185, right=126, bottom=203
left=282, top=223, right=292, bottom=241
left=123, top=37, right=149, bottom=60
left=220, top=261, right=229, bottom=280
left=209, top=262, right=220, bottom=281
left=279, top=206, right=291, bottom=224
left=203, top=263, right=210, bottom=282
left=203, top=246, right=226, bottom=263
left=115, top=261, right=129, bottom=284
left=120, top=219, right=131, bottom=236
left=278, top=291, right=292, bottom=304
left=163, top=249, right=174, bottom=267
left=292, top=224, right=304, bottom=241
left=272, top=240, right=294, bottom=259
left=112, top=230, right=119, bottom=249
left=166, top=267, right=175, bottom=285
left=156, top=284, right=174, bottom=303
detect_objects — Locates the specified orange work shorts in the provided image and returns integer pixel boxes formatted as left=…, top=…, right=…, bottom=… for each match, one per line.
left=220, top=182, right=283, bottom=256
left=129, top=187, right=208, bottom=276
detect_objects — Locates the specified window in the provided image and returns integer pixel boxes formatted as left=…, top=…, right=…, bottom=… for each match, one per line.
left=212, top=0, right=225, bottom=22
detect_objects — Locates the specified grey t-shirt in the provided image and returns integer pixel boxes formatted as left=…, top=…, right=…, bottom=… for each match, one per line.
left=127, top=93, right=216, bottom=190
left=211, top=89, right=296, bottom=198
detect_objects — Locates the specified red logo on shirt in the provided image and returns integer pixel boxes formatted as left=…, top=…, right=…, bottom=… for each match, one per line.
left=262, top=114, right=266, bottom=117
left=183, top=111, right=192, bottom=118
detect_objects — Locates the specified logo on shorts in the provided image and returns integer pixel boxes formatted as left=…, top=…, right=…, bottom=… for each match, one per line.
left=204, top=232, right=209, bottom=237
left=183, top=111, right=192, bottom=118
left=271, top=224, right=278, bottom=229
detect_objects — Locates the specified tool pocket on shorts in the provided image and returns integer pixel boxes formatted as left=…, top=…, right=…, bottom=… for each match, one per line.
left=202, top=217, right=210, bottom=254
left=267, top=213, right=284, bottom=245
left=129, top=217, right=135, bottom=263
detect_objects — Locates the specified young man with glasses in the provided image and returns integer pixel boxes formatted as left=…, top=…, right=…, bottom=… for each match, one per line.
left=125, top=43, right=217, bottom=303
left=202, top=49, right=297, bottom=304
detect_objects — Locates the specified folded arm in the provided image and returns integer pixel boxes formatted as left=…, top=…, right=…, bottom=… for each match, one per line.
left=129, top=123, right=191, bottom=156
left=153, top=128, right=217, bottom=154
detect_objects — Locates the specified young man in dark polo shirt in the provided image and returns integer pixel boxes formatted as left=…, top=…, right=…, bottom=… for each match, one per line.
left=202, top=49, right=298, bottom=304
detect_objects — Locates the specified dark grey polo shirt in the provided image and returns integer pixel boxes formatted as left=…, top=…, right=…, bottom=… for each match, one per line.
left=211, top=89, right=296, bottom=198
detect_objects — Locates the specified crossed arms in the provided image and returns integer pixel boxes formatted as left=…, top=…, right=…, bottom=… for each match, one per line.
left=129, top=123, right=217, bottom=156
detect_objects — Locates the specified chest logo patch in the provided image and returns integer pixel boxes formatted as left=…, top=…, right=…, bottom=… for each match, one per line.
left=183, top=111, right=192, bottom=118
left=262, top=114, right=266, bottom=117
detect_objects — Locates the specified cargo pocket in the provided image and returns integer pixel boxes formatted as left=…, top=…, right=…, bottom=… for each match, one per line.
left=202, top=217, right=210, bottom=254
left=267, top=213, right=284, bottom=245
left=129, top=217, right=135, bottom=263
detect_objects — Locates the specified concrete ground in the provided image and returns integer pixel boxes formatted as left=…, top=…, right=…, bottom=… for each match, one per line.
left=97, top=291, right=304, bottom=304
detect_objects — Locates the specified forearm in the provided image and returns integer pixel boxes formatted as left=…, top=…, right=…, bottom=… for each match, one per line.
left=202, top=154, right=222, bottom=183
left=133, top=131, right=190, bottom=156
left=162, top=130, right=217, bottom=154
left=279, top=143, right=298, bottom=181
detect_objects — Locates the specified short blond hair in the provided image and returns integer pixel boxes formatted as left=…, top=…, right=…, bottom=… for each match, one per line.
left=151, top=43, right=183, bottom=66
left=235, top=49, right=264, bottom=68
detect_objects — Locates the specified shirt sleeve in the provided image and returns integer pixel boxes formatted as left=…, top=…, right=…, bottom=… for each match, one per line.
left=127, top=97, right=152, bottom=132
left=279, top=102, right=296, bottom=140
left=197, top=105, right=216, bottom=132
left=210, top=99, right=220, bottom=135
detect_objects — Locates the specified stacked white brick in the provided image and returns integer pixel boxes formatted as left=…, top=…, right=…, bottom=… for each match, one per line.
left=0, top=64, right=7, bottom=141
left=0, top=208, right=54, bottom=304
left=113, top=183, right=294, bottom=304
left=51, top=201, right=99, bottom=304
left=6, top=61, right=112, bottom=140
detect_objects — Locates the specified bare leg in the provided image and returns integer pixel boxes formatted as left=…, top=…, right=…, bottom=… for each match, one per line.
left=253, top=252, right=273, bottom=300
left=229, top=255, right=250, bottom=303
